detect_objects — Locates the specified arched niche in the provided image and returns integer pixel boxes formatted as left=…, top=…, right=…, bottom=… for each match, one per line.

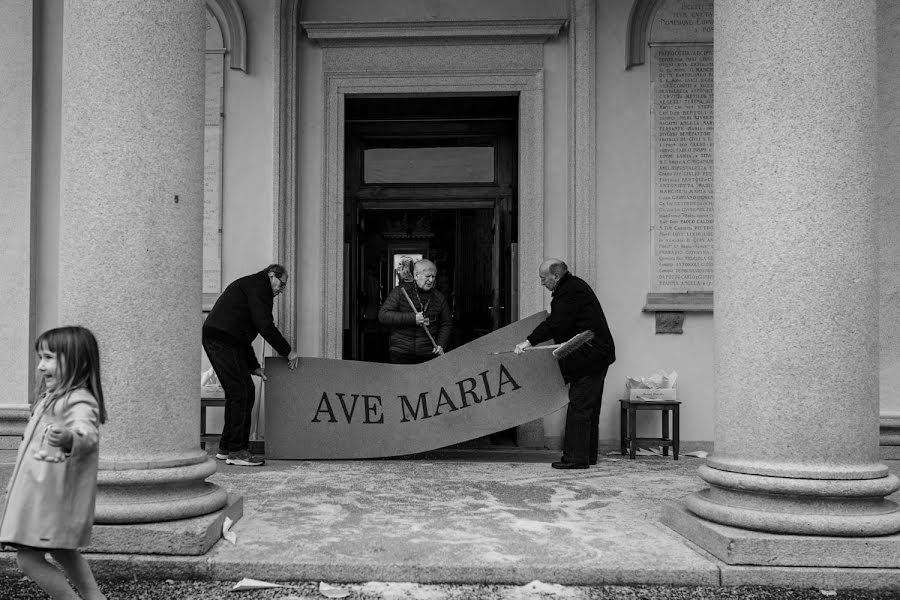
left=626, top=0, right=664, bottom=69
left=206, top=0, right=247, bottom=72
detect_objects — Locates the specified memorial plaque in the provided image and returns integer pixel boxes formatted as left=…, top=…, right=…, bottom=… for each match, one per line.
left=650, top=0, right=714, bottom=293
left=264, top=312, right=570, bottom=459
left=651, top=0, right=713, bottom=42
left=203, top=50, right=224, bottom=294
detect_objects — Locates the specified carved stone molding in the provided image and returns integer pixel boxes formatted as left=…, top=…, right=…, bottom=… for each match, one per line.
left=278, top=2, right=564, bottom=357
left=568, top=0, right=597, bottom=279
left=626, top=0, right=664, bottom=69
left=273, top=0, right=301, bottom=345
left=0, top=404, right=29, bottom=436
left=882, top=412, right=900, bottom=447
left=206, top=0, right=248, bottom=72
left=301, top=19, right=567, bottom=46
left=643, top=291, right=713, bottom=312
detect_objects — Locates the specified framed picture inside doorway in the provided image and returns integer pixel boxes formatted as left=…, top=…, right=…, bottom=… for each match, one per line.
left=387, top=241, right=428, bottom=289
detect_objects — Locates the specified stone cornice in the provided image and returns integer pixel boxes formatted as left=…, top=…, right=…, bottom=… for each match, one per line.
left=301, top=19, right=567, bottom=46
left=643, top=291, right=714, bottom=312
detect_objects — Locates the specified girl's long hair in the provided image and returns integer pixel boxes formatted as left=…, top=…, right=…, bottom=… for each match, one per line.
left=35, top=326, right=107, bottom=424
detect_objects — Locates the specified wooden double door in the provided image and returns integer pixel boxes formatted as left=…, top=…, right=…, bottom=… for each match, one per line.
left=343, top=96, right=519, bottom=364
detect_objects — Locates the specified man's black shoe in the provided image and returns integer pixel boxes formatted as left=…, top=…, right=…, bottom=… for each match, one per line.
left=551, top=461, right=589, bottom=469
left=589, top=460, right=597, bottom=465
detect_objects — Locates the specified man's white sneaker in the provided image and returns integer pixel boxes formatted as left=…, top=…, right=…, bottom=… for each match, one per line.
left=225, top=449, right=265, bottom=466
left=215, top=451, right=228, bottom=460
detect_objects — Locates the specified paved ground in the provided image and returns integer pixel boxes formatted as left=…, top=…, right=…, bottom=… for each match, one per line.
left=1, top=447, right=899, bottom=599
left=2, top=575, right=899, bottom=599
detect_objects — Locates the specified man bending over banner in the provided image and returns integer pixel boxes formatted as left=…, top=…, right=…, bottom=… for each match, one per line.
left=379, top=258, right=452, bottom=364
left=515, top=259, right=616, bottom=470
left=203, top=264, right=300, bottom=467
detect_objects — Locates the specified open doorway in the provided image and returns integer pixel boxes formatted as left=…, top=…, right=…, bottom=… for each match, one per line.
left=343, top=95, right=519, bottom=441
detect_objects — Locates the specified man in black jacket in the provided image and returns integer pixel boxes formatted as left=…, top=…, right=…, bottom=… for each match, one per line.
left=202, top=264, right=299, bottom=466
left=378, top=259, right=452, bottom=364
left=515, top=259, right=615, bottom=469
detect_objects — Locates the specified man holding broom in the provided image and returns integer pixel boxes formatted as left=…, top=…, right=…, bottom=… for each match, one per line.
left=515, top=259, right=616, bottom=469
left=379, top=258, right=452, bottom=364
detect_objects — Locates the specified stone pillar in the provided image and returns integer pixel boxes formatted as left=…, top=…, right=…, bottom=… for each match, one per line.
left=664, top=0, right=900, bottom=566
left=0, top=0, right=34, bottom=461
left=877, top=0, right=900, bottom=458
left=58, top=0, right=236, bottom=551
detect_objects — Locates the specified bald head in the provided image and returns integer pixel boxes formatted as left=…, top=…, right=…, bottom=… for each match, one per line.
left=414, top=259, right=437, bottom=291
left=538, top=258, right=568, bottom=291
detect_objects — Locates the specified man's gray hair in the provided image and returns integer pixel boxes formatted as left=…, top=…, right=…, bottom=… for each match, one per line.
left=548, top=260, right=568, bottom=277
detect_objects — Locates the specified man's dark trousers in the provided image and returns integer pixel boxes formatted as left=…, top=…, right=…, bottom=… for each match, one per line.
left=202, top=337, right=256, bottom=454
left=562, top=367, right=608, bottom=465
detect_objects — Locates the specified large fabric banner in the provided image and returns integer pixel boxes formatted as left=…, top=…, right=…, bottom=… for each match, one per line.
left=264, top=312, right=569, bottom=459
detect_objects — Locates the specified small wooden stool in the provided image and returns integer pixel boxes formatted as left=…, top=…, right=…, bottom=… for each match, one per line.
left=619, top=398, right=681, bottom=459
left=200, top=396, right=226, bottom=450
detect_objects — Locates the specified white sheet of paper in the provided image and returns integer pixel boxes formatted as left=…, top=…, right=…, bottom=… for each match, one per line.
left=222, top=517, right=237, bottom=544
left=231, top=578, right=287, bottom=591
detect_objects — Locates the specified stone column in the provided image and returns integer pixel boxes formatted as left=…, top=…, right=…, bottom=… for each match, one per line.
left=877, top=0, right=900, bottom=458
left=0, top=0, right=34, bottom=461
left=664, top=0, right=900, bottom=566
left=58, top=0, right=234, bottom=551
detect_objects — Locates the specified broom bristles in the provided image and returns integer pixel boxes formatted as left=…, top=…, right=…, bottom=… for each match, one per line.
left=552, top=330, right=595, bottom=360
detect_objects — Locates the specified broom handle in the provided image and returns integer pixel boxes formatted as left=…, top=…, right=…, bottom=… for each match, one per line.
left=400, top=287, right=438, bottom=350
left=489, top=344, right=561, bottom=355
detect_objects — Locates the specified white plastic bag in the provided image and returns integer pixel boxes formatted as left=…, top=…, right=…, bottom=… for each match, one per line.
left=625, top=370, right=678, bottom=390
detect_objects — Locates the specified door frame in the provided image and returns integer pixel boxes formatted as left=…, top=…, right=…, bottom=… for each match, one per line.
left=320, top=75, right=545, bottom=359
left=344, top=101, right=519, bottom=360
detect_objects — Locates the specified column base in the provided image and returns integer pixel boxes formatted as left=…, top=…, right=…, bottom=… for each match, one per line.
left=662, top=502, right=900, bottom=567
left=96, top=453, right=229, bottom=523
left=84, top=493, right=242, bottom=556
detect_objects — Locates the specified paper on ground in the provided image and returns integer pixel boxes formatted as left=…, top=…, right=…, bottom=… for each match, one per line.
left=222, top=516, right=237, bottom=544
left=231, top=578, right=292, bottom=591
left=520, top=580, right=571, bottom=595
left=683, top=450, right=708, bottom=458
left=319, top=582, right=350, bottom=598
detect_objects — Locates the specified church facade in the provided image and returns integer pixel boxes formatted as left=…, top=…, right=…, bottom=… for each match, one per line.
left=1, top=0, right=898, bottom=564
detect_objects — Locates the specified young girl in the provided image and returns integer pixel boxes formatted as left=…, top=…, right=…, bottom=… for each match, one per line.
left=0, top=326, right=108, bottom=600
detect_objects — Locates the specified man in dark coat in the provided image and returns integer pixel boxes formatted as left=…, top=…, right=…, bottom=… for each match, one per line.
left=202, top=264, right=299, bottom=466
left=378, top=259, right=452, bottom=364
left=515, top=259, right=615, bottom=469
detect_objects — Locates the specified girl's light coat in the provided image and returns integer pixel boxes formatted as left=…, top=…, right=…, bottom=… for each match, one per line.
left=0, top=389, right=100, bottom=549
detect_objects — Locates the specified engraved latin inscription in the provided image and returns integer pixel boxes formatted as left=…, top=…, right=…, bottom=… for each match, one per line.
left=652, top=0, right=714, bottom=42
left=652, top=45, right=713, bottom=292
left=203, top=52, right=224, bottom=294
